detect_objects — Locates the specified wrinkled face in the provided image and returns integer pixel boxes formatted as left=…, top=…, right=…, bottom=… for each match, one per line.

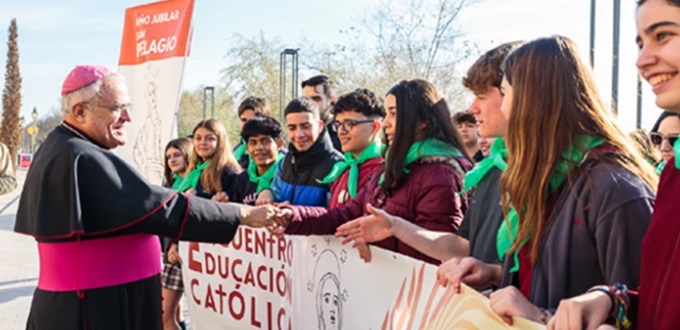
left=334, top=111, right=379, bottom=156
left=499, top=79, right=514, bottom=124
left=166, top=147, right=187, bottom=174
left=239, top=109, right=257, bottom=130
left=320, top=278, right=339, bottom=330
left=456, top=121, right=478, bottom=146
left=655, top=116, right=680, bottom=162
left=81, top=77, right=132, bottom=149
left=478, top=136, right=493, bottom=157
left=193, top=127, right=218, bottom=161
left=286, top=112, right=323, bottom=152
left=382, top=94, right=397, bottom=144
left=468, top=86, right=507, bottom=138
left=246, top=134, right=280, bottom=168
left=637, top=0, right=680, bottom=111
left=303, top=85, right=331, bottom=113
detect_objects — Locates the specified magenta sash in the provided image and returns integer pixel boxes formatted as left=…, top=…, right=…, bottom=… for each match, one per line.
left=37, top=233, right=162, bottom=291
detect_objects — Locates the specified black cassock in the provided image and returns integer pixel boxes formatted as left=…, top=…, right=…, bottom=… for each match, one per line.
left=15, top=123, right=243, bottom=330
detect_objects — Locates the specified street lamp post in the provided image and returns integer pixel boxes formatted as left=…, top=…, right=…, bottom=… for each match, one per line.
left=203, top=86, right=215, bottom=119
left=31, top=107, right=38, bottom=154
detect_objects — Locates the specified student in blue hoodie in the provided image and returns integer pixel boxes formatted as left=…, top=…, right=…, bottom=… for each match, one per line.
left=258, top=97, right=343, bottom=206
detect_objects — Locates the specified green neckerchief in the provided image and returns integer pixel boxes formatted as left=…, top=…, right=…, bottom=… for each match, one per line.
left=171, top=174, right=185, bottom=191
left=175, top=160, right=209, bottom=193
left=657, top=160, right=667, bottom=176
left=674, top=137, right=680, bottom=169
left=497, top=135, right=606, bottom=273
left=318, top=142, right=384, bottom=198
left=247, top=152, right=284, bottom=193
left=463, top=138, right=507, bottom=191
left=379, top=138, right=463, bottom=184
left=234, top=139, right=247, bottom=160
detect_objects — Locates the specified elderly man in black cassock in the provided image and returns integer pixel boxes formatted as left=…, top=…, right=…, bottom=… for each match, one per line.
left=14, top=65, right=276, bottom=330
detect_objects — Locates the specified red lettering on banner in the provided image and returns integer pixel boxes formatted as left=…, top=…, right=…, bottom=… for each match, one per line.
left=278, top=307, right=287, bottom=330
left=218, top=255, right=229, bottom=279
left=255, top=229, right=266, bottom=256
left=257, top=265, right=268, bottom=291
left=205, top=251, right=216, bottom=275
left=232, top=229, right=243, bottom=250
left=188, top=242, right=202, bottom=272
left=287, top=240, right=293, bottom=267
left=267, top=301, right=273, bottom=330
left=191, top=279, right=201, bottom=305
left=244, top=263, right=256, bottom=287
left=267, top=234, right=276, bottom=258
left=232, top=258, right=243, bottom=282
left=277, top=237, right=287, bottom=263
left=245, top=227, right=254, bottom=253
left=215, top=284, right=227, bottom=315
left=276, top=269, right=287, bottom=298
left=204, top=284, right=216, bottom=312
left=228, top=287, right=245, bottom=320
left=251, top=296, right=262, bottom=327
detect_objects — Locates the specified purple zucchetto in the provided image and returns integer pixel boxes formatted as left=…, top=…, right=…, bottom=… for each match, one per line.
left=61, top=65, right=112, bottom=96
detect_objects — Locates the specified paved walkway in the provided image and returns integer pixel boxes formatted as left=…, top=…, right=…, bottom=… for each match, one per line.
left=0, top=170, right=193, bottom=329
left=0, top=170, right=37, bottom=329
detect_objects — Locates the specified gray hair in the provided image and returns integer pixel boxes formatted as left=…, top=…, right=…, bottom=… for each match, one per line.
left=61, top=72, right=124, bottom=115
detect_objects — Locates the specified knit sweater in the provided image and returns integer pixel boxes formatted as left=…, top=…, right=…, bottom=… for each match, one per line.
left=638, top=163, right=680, bottom=329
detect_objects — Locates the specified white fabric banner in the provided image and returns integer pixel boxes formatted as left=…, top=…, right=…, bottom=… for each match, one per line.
left=179, top=229, right=544, bottom=330
left=115, top=0, right=194, bottom=184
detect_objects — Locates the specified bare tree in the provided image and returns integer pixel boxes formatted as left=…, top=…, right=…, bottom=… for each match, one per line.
left=176, top=86, right=240, bottom=146
left=1, top=19, right=22, bottom=170
left=301, top=0, right=476, bottom=110
left=217, top=0, right=476, bottom=125
left=220, top=33, right=283, bottom=122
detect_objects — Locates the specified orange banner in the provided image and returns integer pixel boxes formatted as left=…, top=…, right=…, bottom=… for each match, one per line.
left=119, top=0, right=194, bottom=65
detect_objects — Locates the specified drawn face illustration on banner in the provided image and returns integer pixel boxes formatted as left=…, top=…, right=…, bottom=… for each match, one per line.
left=317, top=273, right=341, bottom=330
left=310, top=245, right=348, bottom=330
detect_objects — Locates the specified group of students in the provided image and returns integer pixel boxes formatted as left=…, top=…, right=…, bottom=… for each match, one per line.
left=156, top=1, right=680, bottom=329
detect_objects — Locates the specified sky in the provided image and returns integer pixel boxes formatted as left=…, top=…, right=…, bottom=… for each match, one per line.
left=0, top=0, right=659, bottom=133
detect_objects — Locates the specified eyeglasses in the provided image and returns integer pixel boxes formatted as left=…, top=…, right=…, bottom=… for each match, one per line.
left=650, top=132, right=680, bottom=146
left=85, top=102, right=132, bottom=113
left=99, top=103, right=132, bottom=112
left=332, top=119, right=375, bottom=132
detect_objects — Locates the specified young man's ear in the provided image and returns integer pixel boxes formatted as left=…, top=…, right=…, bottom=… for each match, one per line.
left=372, top=118, right=382, bottom=134
left=318, top=119, right=325, bottom=131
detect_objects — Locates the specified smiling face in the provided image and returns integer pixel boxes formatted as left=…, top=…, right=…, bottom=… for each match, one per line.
left=166, top=147, right=187, bottom=174
left=478, top=136, right=493, bottom=157
left=382, top=94, right=397, bottom=144
left=192, top=127, right=218, bottom=161
left=79, top=77, right=132, bottom=149
left=334, top=111, right=380, bottom=157
left=246, top=133, right=280, bottom=170
left=286, top=112, right=324, bottom=152
left=637, top=0, right=680, bottom=111
left=468, top=86, right=507, bottom=138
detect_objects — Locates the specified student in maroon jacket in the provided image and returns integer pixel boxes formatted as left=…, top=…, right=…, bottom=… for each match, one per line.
left=548, top=1, right=680, bottom=329
left=323, top=88, right=385, bottom=208
left=273, top=79, right=473, bottom=265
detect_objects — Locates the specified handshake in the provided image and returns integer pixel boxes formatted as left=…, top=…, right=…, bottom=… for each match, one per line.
left=239, top=203, right=294, bottom=234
